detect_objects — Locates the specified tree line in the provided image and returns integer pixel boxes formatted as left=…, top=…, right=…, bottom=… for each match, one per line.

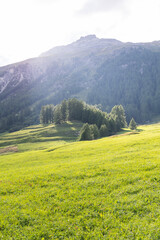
left=40, top=98, right=137, bottom=140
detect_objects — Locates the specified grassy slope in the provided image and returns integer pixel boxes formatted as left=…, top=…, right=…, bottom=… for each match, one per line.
left=0, top=121, right=82, bottom=151
left=1, top=123, right=160, bottom=239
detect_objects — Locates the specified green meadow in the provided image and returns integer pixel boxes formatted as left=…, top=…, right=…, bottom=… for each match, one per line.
left=1, top=122, right=160, bottom=239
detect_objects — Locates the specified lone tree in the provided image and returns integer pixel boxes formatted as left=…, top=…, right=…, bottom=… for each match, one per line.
left=129, top=118, right=137, bottom=130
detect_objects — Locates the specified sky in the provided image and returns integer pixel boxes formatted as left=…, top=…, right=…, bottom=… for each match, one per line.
left=0, top=0, right=160, bottom=66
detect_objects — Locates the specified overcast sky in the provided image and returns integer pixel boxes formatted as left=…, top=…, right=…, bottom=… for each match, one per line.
left=0, top=0, right=160, bottom=66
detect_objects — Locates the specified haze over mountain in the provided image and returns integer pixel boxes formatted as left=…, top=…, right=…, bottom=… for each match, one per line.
left=1, top=35, right=160, bottom=131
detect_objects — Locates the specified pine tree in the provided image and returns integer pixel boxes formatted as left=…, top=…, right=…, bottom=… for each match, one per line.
left=129, top=118, right=137, bottom=130
left=90, top=124, right=99, bottom=139
left=48, top=105, right=54, bottom=123
left=40, top=106, right=46, bottom=124
left=110, top=105, right=127, bottom=131
left=108, top=117, right=116, bottom=134
left=40, top=105, right=54, bottom=124
left=79, top=123, right=93, bottom=141
left=61, top=100, right=68, bottom=121
left=100, top=124, right=109, bottom=137
left=54, top=105, right=63, bottom=124
left=68, top=98, right=84, bottom=121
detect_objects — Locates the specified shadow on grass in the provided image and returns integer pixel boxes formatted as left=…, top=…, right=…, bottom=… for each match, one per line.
left=137, top=128, right=144, bottom=132
left=0, top=122, right=82, bottom=148
left=47, top=144, right=71, bottom=152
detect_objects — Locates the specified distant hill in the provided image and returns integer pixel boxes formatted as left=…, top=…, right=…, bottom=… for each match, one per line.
left=1, top=35, right=160, bottom=131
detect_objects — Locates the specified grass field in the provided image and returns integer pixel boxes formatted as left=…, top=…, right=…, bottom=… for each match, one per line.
left=1, top=122, right=160, bottom=239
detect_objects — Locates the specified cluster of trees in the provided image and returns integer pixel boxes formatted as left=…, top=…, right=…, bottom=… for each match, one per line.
left=40, top=98, right=136, bottom=140
left=40, top=99, right=127, bottom=129
left=79, top=118, right=137, bottom=141
left=79, top=123, right=109, bottom=141
left=40, top=105, right=54, bottom=124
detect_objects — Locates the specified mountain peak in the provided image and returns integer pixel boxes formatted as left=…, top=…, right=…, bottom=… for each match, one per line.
left=78, top=34, right=98, bottom=41
left=40, top=35, right=123, bottom=58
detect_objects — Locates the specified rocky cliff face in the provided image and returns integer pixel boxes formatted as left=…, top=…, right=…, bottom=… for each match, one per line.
left=1, top=35, right=160, bottom=131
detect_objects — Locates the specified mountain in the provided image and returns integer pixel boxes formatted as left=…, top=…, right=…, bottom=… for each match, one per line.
left=40, top=35, right=122, bottom=57
left=1, top=35, right=160, bottom=131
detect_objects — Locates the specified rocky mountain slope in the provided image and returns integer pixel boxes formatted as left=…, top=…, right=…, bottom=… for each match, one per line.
left=1, top=35, right=160, bottom=131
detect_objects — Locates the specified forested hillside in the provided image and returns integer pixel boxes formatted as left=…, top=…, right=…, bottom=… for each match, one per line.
left=0, top=35, right=160, bottom=132
left=87, top=47, right=160, bottom=122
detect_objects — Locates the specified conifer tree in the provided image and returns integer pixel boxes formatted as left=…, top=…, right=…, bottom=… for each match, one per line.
left=129, top=118, right=137, bottom=130
left=90, top=124, right=100, bottom=139
left=40, top=105, right=54, bottom=124
left=110, top=105, right=127, bottom=131
left=61, top=100, right=68, bottom=121
left=54, top=105, right=63, bottom=124
left=100, top=124, right=109, bottom=137
left=68, top=98, right=84, bottom=121
left=79, top=123, right=93, bottom=141
left=40, top=106, right=47, bottom=124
